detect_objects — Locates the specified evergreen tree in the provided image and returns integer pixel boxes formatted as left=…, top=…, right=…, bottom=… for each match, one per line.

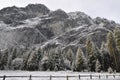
left=40, top=56, right=49, bottom=71
left=114, top=27, right=120, bottom=52
left=48, top=48, right=57, bottom=70
left=95, top=59, right=101, bottom=72
left=107, top=32, right=118, bottom=71
left=27, top=51, right=39, bottom=71
left=22, top=50, right=31, bottom=70
left=11, top=47, right=17, bottom=60
left=114, top=27, right=120, bottom=71
left=36, top=48, right=43, bottom=61
left=94, top=45, right=102, bottom=65
left=71, top=60, right=76, bottom=71
left=75, top=47, right=85, bottom=71
left=100, top=42, right=110, bottom=71
left=86, top=38, right=97, bottom=72
left=87, top=54, right=97, bottom=72
left=48, top=48, right=63, bottom=71
left=0, top=49, right=8, bottom=70
left=86, top=38, right=94, bottom=56
left=66, top=48, right=74, bottom=66
left=6, top=55, right=12, bottom=69
left=36, top=48, right=43, bottom=70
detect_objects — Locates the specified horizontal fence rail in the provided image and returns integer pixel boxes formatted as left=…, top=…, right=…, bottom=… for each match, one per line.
left=0, top=74, right=120, bottom=80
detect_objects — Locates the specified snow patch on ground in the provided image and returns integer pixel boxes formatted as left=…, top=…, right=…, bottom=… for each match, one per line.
left=0, top=71, right=119, bottom=80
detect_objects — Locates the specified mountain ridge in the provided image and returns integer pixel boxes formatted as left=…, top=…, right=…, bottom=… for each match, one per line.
left=0, top=4, right=120, bottom=72
left=0, top=4, right=119, bottom=50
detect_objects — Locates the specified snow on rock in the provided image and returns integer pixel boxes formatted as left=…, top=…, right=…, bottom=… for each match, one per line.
left=0, top=21, right=9, bottom=30
left=68, top=11, right=88, bottom=19
left=71, top=26, right=84, bottom=31
left=4, top=16, right=53, bottom=30
left=6, top=17, right=41, bottom=30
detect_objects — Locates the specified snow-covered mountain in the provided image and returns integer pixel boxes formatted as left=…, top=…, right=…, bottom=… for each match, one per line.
left=0, top=4, right=119, bottom=50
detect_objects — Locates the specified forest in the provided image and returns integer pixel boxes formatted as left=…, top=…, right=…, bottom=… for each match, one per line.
left=0, top=27, right=120, bottom=73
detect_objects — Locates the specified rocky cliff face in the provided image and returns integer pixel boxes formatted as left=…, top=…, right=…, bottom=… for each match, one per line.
left=0, top=4, right=119, bottom=50
left=0, top=4, right=50, bottom=26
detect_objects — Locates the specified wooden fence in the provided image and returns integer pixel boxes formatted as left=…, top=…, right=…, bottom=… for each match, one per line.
left=0, top=74, right=120, bottom=80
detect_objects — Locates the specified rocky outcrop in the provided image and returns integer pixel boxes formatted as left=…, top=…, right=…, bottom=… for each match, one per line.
left=0, top=3, right=119, bottom=51
left=0, top=4, right=50, bottom=26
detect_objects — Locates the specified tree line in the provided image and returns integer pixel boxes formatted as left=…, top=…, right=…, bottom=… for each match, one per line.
left=0, top=27, right=120, bottom=72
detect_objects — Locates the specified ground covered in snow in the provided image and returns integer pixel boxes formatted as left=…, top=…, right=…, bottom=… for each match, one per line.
left=0, top=71, right=120, bottom=80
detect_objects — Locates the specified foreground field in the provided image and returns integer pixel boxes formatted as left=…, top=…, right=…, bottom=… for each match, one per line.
left=0, top=71, right=120, bottom=80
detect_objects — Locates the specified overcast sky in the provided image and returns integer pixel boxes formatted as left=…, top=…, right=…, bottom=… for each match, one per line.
left=0, top=0, right=120, bottom=23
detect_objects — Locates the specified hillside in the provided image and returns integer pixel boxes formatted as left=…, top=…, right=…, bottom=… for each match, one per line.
left=0, top=4, right=120, bottom=72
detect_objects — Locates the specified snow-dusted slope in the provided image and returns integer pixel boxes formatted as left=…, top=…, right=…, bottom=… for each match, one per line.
left=0, top=4, right=119, bottom=50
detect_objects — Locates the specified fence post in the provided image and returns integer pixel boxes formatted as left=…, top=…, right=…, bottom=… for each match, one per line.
left=79, top=75, right=80, bottom=80
left=90, top=75, right=92, bottom=79
left=66, top=75, right=69, bottom=80
left=99, top=75, right=101, bottom=79
left=3, top=75, right=6, bottom=80
left=50, top=75, right=52, bottom=80
left=106, top=75, right=108, bottom=79
left=113, top=75, right=115, bottom=78
left=29, top=75, right=32, bottom=80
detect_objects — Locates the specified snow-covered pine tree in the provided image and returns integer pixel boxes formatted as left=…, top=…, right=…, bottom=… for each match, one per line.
left=66, top=48, right=74, bottom=66
left=22, top=50, right=31, bottom=70
left=11, top=47, right=17, bottom=60
left=86, top=37, right=97, bottom=72
left=114, top=27, right=120, bottom=71
left=0, top=49, right=8, bottom=70
left=36, top=48, right=43, bottom=61
left=100, top=42, right=110, bottom=71
left=40, top=56, right=49, bottom=71
left=6, top=55, right=12, bottom=69
left=27, top=51, right=39, bottom=71
left=75, top=47, right=85, bottom=71
left=11, top=58, right=23, bottom=70
left=86, top=38, right=93, bottom=56
left=114, top=27, right=120, bottom=52
left=35, top=47, right=43, bottom=70
left=107, top=32, right=118, bottom=71
left=95, top=59, right=101, bottom=72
